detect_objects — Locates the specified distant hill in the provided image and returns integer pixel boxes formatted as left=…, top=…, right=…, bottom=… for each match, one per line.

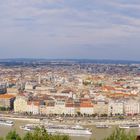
left=0, top=58, right=140, bottom=66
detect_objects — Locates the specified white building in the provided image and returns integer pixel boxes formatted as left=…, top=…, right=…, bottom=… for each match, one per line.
left=64, top=104, right=76, bottom=115
left=79, top=99, right=94, bottom=115
left=108, top=100, right=124, bottom=116
left=25, top=82, right=35, bottom=90
left=80, top=107, right=94, bottom=115
left=45, top=106, right=56, bottom=114
left=124, top=100, right=139, bottom=115
left=14, top=95, right=28, bottom=113
left=27, top=101, right=40, bottom=115
left=54, top=99, right=66, bottom=114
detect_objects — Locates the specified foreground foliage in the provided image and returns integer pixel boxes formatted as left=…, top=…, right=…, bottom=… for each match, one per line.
left=3, top=127, right=70, bottom=140
left=1, top=127, right=138, bottom=140
left=103, top=128, right=136, bottom=140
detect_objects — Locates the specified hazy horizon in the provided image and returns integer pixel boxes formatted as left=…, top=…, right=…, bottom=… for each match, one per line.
left=1, top=57, right=140, bottom=63
left=0, top=0, right=140, bottom=60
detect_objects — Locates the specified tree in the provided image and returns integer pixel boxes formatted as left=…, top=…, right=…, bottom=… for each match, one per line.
left=23, top=132, right=33, bottom=140
left=51, top=135, right=70, bottom=140
left=31, top=127, right=48, bottom=140
left=103, top=128, right=136, bottom=140
left=2, top=126, right=70, bottom=140
left=6, top=130, right=21, bottom=140
left=23, top=127, right=70, bottom=140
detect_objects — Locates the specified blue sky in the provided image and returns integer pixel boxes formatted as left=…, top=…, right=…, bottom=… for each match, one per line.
left=0, top=0, right=140, bottom=60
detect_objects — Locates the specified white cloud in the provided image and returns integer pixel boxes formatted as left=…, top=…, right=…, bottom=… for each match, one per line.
left=0, top=0, right=140, bottom=59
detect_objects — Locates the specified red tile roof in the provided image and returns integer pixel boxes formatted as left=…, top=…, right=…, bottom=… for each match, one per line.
left=0, top=94, right=15, bottom=99
left=27, top=101, right=40, bottom=106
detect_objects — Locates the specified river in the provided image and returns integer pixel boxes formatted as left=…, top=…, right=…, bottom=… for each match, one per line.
left=0, top=120, right=140, bottom=140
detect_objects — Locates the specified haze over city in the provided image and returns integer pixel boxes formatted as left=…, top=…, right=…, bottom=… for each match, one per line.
left=0, top=0, right=140, bottom=60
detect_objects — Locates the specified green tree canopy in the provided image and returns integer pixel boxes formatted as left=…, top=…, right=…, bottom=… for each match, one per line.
left=4, top=127, right=70, bottom=140
left=103, top=128, right=136, bottom=140
left=23, top=127, right=70, bottom=140
left=6, top=131, right=21, bottom=140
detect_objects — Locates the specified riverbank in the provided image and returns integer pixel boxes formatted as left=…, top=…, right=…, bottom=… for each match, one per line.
left=0, top=116, right=139, bottom=140
left=0, top=114, right=40, bottom=122
left=0, top=116, right=40, bottom=122
left=0, top=113, right=140, bottom=126
left=49, top=119, right=140, bottom=126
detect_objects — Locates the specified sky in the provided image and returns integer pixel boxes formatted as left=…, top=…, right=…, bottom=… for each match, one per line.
left=0, top=0, right=140, bottom=60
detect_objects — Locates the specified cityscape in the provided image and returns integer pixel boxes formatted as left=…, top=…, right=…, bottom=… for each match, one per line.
left=0, top=0, right=140, bottom=140
left=0, top=59, right=139, bottom=139
left=1, top=59, right=140, bottom=117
